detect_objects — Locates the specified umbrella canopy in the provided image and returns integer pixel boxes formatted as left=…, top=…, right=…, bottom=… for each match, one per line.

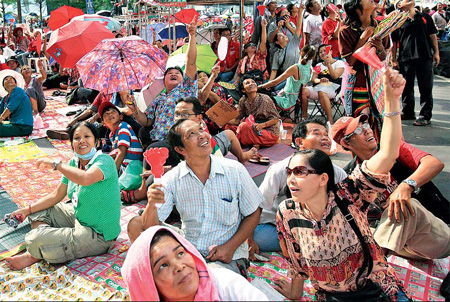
left=158, top=23, right=189, bottom=40
left=48, top=5, right=84, bottom=30
left=196, top=24, right=227, bottom=44
left=76, top=36, right=168, bottom=94
left=48, top=20, right=115, bottom=68
left=71, top=14, right=122, bottom=32
left=169, top=44, right=217, bottom=73
left=172, top=8, right=199, bottom=24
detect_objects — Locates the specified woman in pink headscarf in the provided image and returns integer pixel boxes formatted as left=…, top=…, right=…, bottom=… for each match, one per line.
left=122, top=226, right=268, bottom=301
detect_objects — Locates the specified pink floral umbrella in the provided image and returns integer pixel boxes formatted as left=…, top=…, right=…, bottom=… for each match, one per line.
left=76, top=36, right=168, bottom=94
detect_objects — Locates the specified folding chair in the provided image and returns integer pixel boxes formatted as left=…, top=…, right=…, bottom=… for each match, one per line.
left=308, top=89, right=345, bottom=122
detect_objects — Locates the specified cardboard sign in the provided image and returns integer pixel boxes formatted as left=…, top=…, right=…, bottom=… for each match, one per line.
left=206, top=101, right=239, bottom=128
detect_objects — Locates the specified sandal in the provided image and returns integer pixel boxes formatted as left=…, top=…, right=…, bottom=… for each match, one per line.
left=413, top=118, right=430, bottom=126
left=121, top=190, right=138, bottom=204
left=249, top=154, right=270, bottom=165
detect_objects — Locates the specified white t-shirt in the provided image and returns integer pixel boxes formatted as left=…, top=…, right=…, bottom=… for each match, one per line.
left=317, top=60, right=346, bottom=79
left=210, top=267, right=269, bottom=301
left=303, top=14, right=323, bottom=49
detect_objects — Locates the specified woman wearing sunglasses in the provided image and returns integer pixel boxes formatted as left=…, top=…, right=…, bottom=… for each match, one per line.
left=274, top=68, right=411, bottom=301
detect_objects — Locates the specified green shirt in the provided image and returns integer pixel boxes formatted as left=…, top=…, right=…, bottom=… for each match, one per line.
left=62, top=152, right=121, bottom=241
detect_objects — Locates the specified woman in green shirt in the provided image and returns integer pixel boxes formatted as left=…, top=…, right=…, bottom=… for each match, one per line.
left=5, top=122, right=121, bottom=270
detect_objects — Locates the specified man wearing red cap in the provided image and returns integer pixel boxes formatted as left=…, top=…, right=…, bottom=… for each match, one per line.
left=331, top=115, right=450, bottom=260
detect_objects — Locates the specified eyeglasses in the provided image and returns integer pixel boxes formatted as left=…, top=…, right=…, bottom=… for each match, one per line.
left=174, top=112, right=197, bottom=119
left=286, top=166, right=319, bottom=177
left=343, top=122, right=370, bottom=140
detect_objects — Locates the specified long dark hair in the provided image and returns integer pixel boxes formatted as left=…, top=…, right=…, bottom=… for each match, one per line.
left=288, top=149, right=336, bottom=192
left=344, top=0, right=364, bottom=28
left=300, top=45, right=316, bottom=65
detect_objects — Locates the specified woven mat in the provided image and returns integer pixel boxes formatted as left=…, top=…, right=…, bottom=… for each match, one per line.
left=0, top=261, right=121, bottom=301
left=225, top=142, right=295, bottom=178
left=0, top=189, right=31, bottom=261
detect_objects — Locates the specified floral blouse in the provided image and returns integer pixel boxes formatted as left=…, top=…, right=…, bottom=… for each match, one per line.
left=276, top=161, right=410, bottom=301
left=236, top=50, right=269, bottom=81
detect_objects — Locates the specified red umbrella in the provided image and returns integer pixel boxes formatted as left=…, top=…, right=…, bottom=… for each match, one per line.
left=172, top=8, right=199, bottom=24
left=48, top=5, right=84, bottom=30
left=47, top=20, right=114, bottom=68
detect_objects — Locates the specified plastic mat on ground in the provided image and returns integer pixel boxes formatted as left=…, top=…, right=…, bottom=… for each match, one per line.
left=0, top=261, right=121, bottom=301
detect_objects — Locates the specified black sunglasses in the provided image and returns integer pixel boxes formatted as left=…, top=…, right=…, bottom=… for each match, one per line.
left=286, top=166, right=319, bottom=177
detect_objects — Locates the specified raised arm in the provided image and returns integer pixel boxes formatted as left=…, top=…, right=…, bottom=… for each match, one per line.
left=185, top=19, right=198, bottom=80
left=260, top=18, right=268, bottom=53
left=259, top=64, right=298, bottom=89
left=36, top=60, right=47, bottom=84
left=366, top=68, right=405, bottom=174
left=294, top=4, right=305, bottom=38
left=198, top=63, right=220, bottom=104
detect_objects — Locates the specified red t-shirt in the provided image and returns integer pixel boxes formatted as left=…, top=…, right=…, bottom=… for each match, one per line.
left=322, top=18, right=340, bottom=58
left=91, top=93, right=113, bottom=111
left=220, top=40, right=240, bottom=71
left=397, top=141, right=430, bottom=172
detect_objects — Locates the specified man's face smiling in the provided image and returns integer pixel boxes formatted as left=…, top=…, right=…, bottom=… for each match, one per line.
left=164, top=69, right=183, bottom=90
left=296, top=123, right=331, bottom=154
left=175, top=120, right=212, bottom=159
left=174, top=102, right=202, bottom=124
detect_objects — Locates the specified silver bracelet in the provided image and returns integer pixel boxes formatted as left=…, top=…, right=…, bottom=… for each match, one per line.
left=383, top=111, right=400, bottom=117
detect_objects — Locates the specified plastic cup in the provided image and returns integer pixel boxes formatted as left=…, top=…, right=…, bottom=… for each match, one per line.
left=281, top=129, right=288, bottom=140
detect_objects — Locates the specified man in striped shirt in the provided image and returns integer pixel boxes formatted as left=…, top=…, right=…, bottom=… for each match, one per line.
left=99, top=101, right=143, bottom=172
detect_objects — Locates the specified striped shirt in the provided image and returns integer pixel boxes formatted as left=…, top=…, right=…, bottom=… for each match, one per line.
left=158, top=155, right=263, bottom=260
left=110, top=122, right=143, bottom=168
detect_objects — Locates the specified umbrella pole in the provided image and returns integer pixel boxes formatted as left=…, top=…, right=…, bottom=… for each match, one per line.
left=172, top=8, right=176, bottom=52
left=239, top=0, right=244, bottom=59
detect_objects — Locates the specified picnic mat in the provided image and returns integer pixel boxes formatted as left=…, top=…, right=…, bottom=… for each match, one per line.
left=0, top=141, right=47, bottom=163
left=0, top=261, right=120, bottom=301
left=225, top=142, right=295, bottom=178
left=0, top=189, right=31, bottom=261
left=64, top=202, right=147, bottom=299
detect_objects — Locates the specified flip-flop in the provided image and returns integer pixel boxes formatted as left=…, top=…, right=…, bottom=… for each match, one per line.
left=121, top=190, right=138, bottom=204
left=249, top=154, right=270, bottom=165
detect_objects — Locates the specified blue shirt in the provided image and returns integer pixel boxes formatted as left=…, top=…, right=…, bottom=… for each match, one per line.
left=158, top=155, right=263, bottom=260
left=0, top=87, right=33, bottom=126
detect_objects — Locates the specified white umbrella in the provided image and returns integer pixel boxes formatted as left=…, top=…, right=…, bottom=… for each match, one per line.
left=196, top=24, right=228, bottom=44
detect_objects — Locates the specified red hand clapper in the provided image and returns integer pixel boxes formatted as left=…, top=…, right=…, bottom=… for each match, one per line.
left=353, top=44, right=384, bottom=71
left=313, top=65, right=322, bottom=74
left=143, top=148, right=169, bottom=182
left=325, top=45, right=332, bottom=55
left=257, top=5, right=266, bottom=16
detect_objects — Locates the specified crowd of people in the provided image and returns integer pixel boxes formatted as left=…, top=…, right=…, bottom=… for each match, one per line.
left=1, top=0, right=450, bottom=300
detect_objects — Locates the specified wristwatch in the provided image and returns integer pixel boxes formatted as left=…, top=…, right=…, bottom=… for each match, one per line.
left=402, top=179, right=421, bottom=194
left=53, top=160, right=62, bottom=170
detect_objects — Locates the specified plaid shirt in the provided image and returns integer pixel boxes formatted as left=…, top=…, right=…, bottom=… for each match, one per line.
left=158, top=155, right=263, bottom=260
left=145, top=75, right=198, bottom=141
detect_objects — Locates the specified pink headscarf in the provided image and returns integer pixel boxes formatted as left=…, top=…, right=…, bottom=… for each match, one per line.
left=122, top=226, right=220, bottom=301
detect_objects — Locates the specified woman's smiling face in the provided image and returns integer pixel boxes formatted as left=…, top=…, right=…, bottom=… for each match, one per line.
left=71, top=125, right=96, bottom=155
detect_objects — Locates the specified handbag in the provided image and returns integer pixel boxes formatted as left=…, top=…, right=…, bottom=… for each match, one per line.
left=323, top=196, right=390, bottom=302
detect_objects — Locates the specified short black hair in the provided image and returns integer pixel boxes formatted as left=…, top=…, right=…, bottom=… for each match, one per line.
left=68, top=121, right=100, bottom=146
left=219, top=28, right=231, bottom=36
left=238, top=73, right=255, bottom=93
left=305, top=0, right=315, bottom=13
left=167, top=118, right=189, bottom=159
left=288, top=149, right=335, bottom=192
left=287, top=3, right=295, bottom=14
left=292, top=117, right=327, bottom=148
left=164, top=66, right=184, bottom=78
left=175, top=97, right=203, bottom=115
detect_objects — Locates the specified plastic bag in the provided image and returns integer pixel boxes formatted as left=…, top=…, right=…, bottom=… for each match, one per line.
left=119, top=160, right=143, bottom=191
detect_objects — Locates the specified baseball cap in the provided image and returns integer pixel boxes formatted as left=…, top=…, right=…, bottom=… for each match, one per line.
left=331, top=114, right=369, bottom=145
left=264, top=0, right=277, bottom=6
left=98, top=101, right=120, bottom=120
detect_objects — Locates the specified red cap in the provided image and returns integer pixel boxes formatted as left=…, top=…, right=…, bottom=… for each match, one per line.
left=331, top=114, right=369, bottom=145
left=98, top=101, right=120, bottom=120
